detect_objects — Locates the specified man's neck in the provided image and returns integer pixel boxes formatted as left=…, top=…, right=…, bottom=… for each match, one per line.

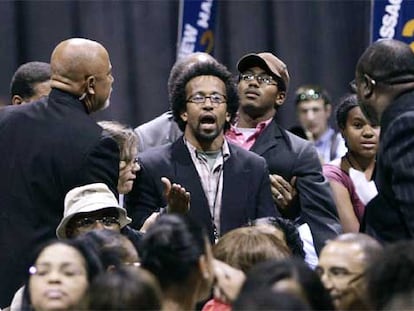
left=184, top=134, right=224, bottom=152
left=312, top=125, right=329, bottom=141
left=237, top=109, right=275, bottom=128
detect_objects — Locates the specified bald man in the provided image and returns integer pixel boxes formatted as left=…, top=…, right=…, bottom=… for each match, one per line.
left=0, top=38, right=119, bottom=307
left=134, top=52, right=216, bottom=152
left=316, top=233, right=382, bottom=310
left=353, top=39, right=414, bottom=242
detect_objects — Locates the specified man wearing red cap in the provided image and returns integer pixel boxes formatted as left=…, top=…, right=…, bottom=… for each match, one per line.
left=226, top=52, right=341, bottom=263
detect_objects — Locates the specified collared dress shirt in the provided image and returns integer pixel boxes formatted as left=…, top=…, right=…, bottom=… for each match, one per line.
left=185, top=138, right=230, bottom=237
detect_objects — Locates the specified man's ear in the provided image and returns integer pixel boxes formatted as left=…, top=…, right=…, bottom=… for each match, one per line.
left=180, top=111, right=188, bottom=122
left=86, top=76, right=96, bottom=95
left=325, top=103, right=332, bottom=118
left=361, top=74, right=375, bottom=98
left=11, top=95, right=23, bottom=105
left=274, top=91, right=286, bottom=108
left=225, top=111, right=231, bottom=123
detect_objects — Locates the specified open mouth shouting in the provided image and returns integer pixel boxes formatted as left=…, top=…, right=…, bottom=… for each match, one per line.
left=199, top=114, right=217, bottom=132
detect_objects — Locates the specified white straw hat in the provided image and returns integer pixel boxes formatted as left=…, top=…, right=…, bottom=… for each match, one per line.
left=56, top=183, right=132, bottom=239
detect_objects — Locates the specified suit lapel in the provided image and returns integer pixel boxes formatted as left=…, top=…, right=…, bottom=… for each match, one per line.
left=171, top=138, right=205, bottom=199
left=221, top=145, right=250, bottom=231
left=250, top=118, right=282, bottom=155
left=171, top=138, right=213, bottom=230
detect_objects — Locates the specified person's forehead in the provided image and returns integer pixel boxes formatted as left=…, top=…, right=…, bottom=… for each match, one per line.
left=37, top=243, right=84, bottom=265
left=320, top=241, right=365, bottom=267
left=186, top=75, right=225, bottom=92
left=297, top=99, right=326, bottom=109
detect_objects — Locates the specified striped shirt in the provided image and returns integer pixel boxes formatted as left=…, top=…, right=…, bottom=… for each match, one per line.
left=185, top=138, right=230, bottom=239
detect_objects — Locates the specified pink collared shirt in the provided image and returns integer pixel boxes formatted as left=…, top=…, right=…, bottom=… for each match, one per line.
left=225, top=118, right=272, bottom=150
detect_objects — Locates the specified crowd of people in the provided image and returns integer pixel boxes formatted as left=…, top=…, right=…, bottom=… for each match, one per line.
left=0, top=36, right=414, bottom=310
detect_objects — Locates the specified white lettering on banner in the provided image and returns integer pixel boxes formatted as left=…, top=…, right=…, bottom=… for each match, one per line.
left=379, top=0, right=402, bottom=39
left=178, top=23, right=198, bottom=60
left=197, top=0, right=213, bottom=29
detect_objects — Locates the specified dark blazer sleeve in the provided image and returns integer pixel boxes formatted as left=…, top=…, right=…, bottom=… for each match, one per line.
left=288, top=133, right=342, bottom=253
left=365, top=111, right=414, bottom=241
left=220, top=144, right=279, bottom=235
left=383, top=113, right=414, bottom=228
left=79, top=135, right=120, bottom=196
left=256, top=157, right=279, bottom=218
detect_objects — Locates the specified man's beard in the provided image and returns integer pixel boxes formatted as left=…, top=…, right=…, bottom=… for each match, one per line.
left=100, top=88, right=112, bottom=111
left=194, top=123, right=222, bottom=143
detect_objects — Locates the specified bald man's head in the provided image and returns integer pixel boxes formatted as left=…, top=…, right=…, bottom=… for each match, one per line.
left=168, top=52, right=217, bottom=101
left=356, top=39, right=414, bottom=83
left=50, top=38, right=114, bottom=113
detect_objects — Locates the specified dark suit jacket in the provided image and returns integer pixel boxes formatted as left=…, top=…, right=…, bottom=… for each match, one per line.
left=250, top=118, right=342, bottom=254
left=125, top=137, right=278, bottom=242
left=0, top=89, right=119, bottom=307
left=363, top=90, right=414, bottom=242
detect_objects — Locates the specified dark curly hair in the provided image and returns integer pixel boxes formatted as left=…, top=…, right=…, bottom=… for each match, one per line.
left=139, top=214, right=208, bottom=290
left=335, top=93, right=359, bottom=130
left=170, top=61, right=239, bottom=132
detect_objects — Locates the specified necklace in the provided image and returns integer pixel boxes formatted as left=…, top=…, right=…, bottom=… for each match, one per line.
left=345, top=153, right=361, bottom=171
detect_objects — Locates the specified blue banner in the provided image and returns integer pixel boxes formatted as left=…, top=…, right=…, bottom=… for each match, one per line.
left=176, top=0, right=218, bottom=60
left=372, top=0, right=414, bottom=51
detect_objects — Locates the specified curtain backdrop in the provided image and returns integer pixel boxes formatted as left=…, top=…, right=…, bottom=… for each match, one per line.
left=0, top=0, right=371, bottom=129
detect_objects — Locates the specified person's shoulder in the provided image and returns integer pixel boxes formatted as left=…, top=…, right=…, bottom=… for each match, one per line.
left=0, top=98, right=48, bottom=124
left=228, top=142, right=266, bottom=164
left=139, top=142, right=174, bottom=162
left=323, top=159, right=343, bottom=175
left=283, top=127, right=315, bottom=152
left=135, top=111, right=174, bottom=132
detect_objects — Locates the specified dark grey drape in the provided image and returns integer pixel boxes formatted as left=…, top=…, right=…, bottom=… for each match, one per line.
left=0, top=0, right=371, bottom=129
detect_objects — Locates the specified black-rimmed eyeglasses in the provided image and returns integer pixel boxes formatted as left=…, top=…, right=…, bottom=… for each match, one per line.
left=73, top=216, right=120, bottom=229
left=349, top=74, right=376, bottom=93
left=186, top=93, right=227, bottom=106
left=121, top=157, right=139, bottom=165
left=350, top=72, right=414, bottom=93
left=239, top=73, right=277, bottom=85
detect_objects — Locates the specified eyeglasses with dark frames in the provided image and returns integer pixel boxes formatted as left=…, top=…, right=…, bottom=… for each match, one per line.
left=349, top=74, right=375, bottom=93
left=239, top=73, right=277, bottom=85
left=350, top=72, right=414, bottom=93
left=73, top=216, right=120, bottom=229
left=186, top=93, right=227, bottom=106
left=121, top=156, right=139, bottom=165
